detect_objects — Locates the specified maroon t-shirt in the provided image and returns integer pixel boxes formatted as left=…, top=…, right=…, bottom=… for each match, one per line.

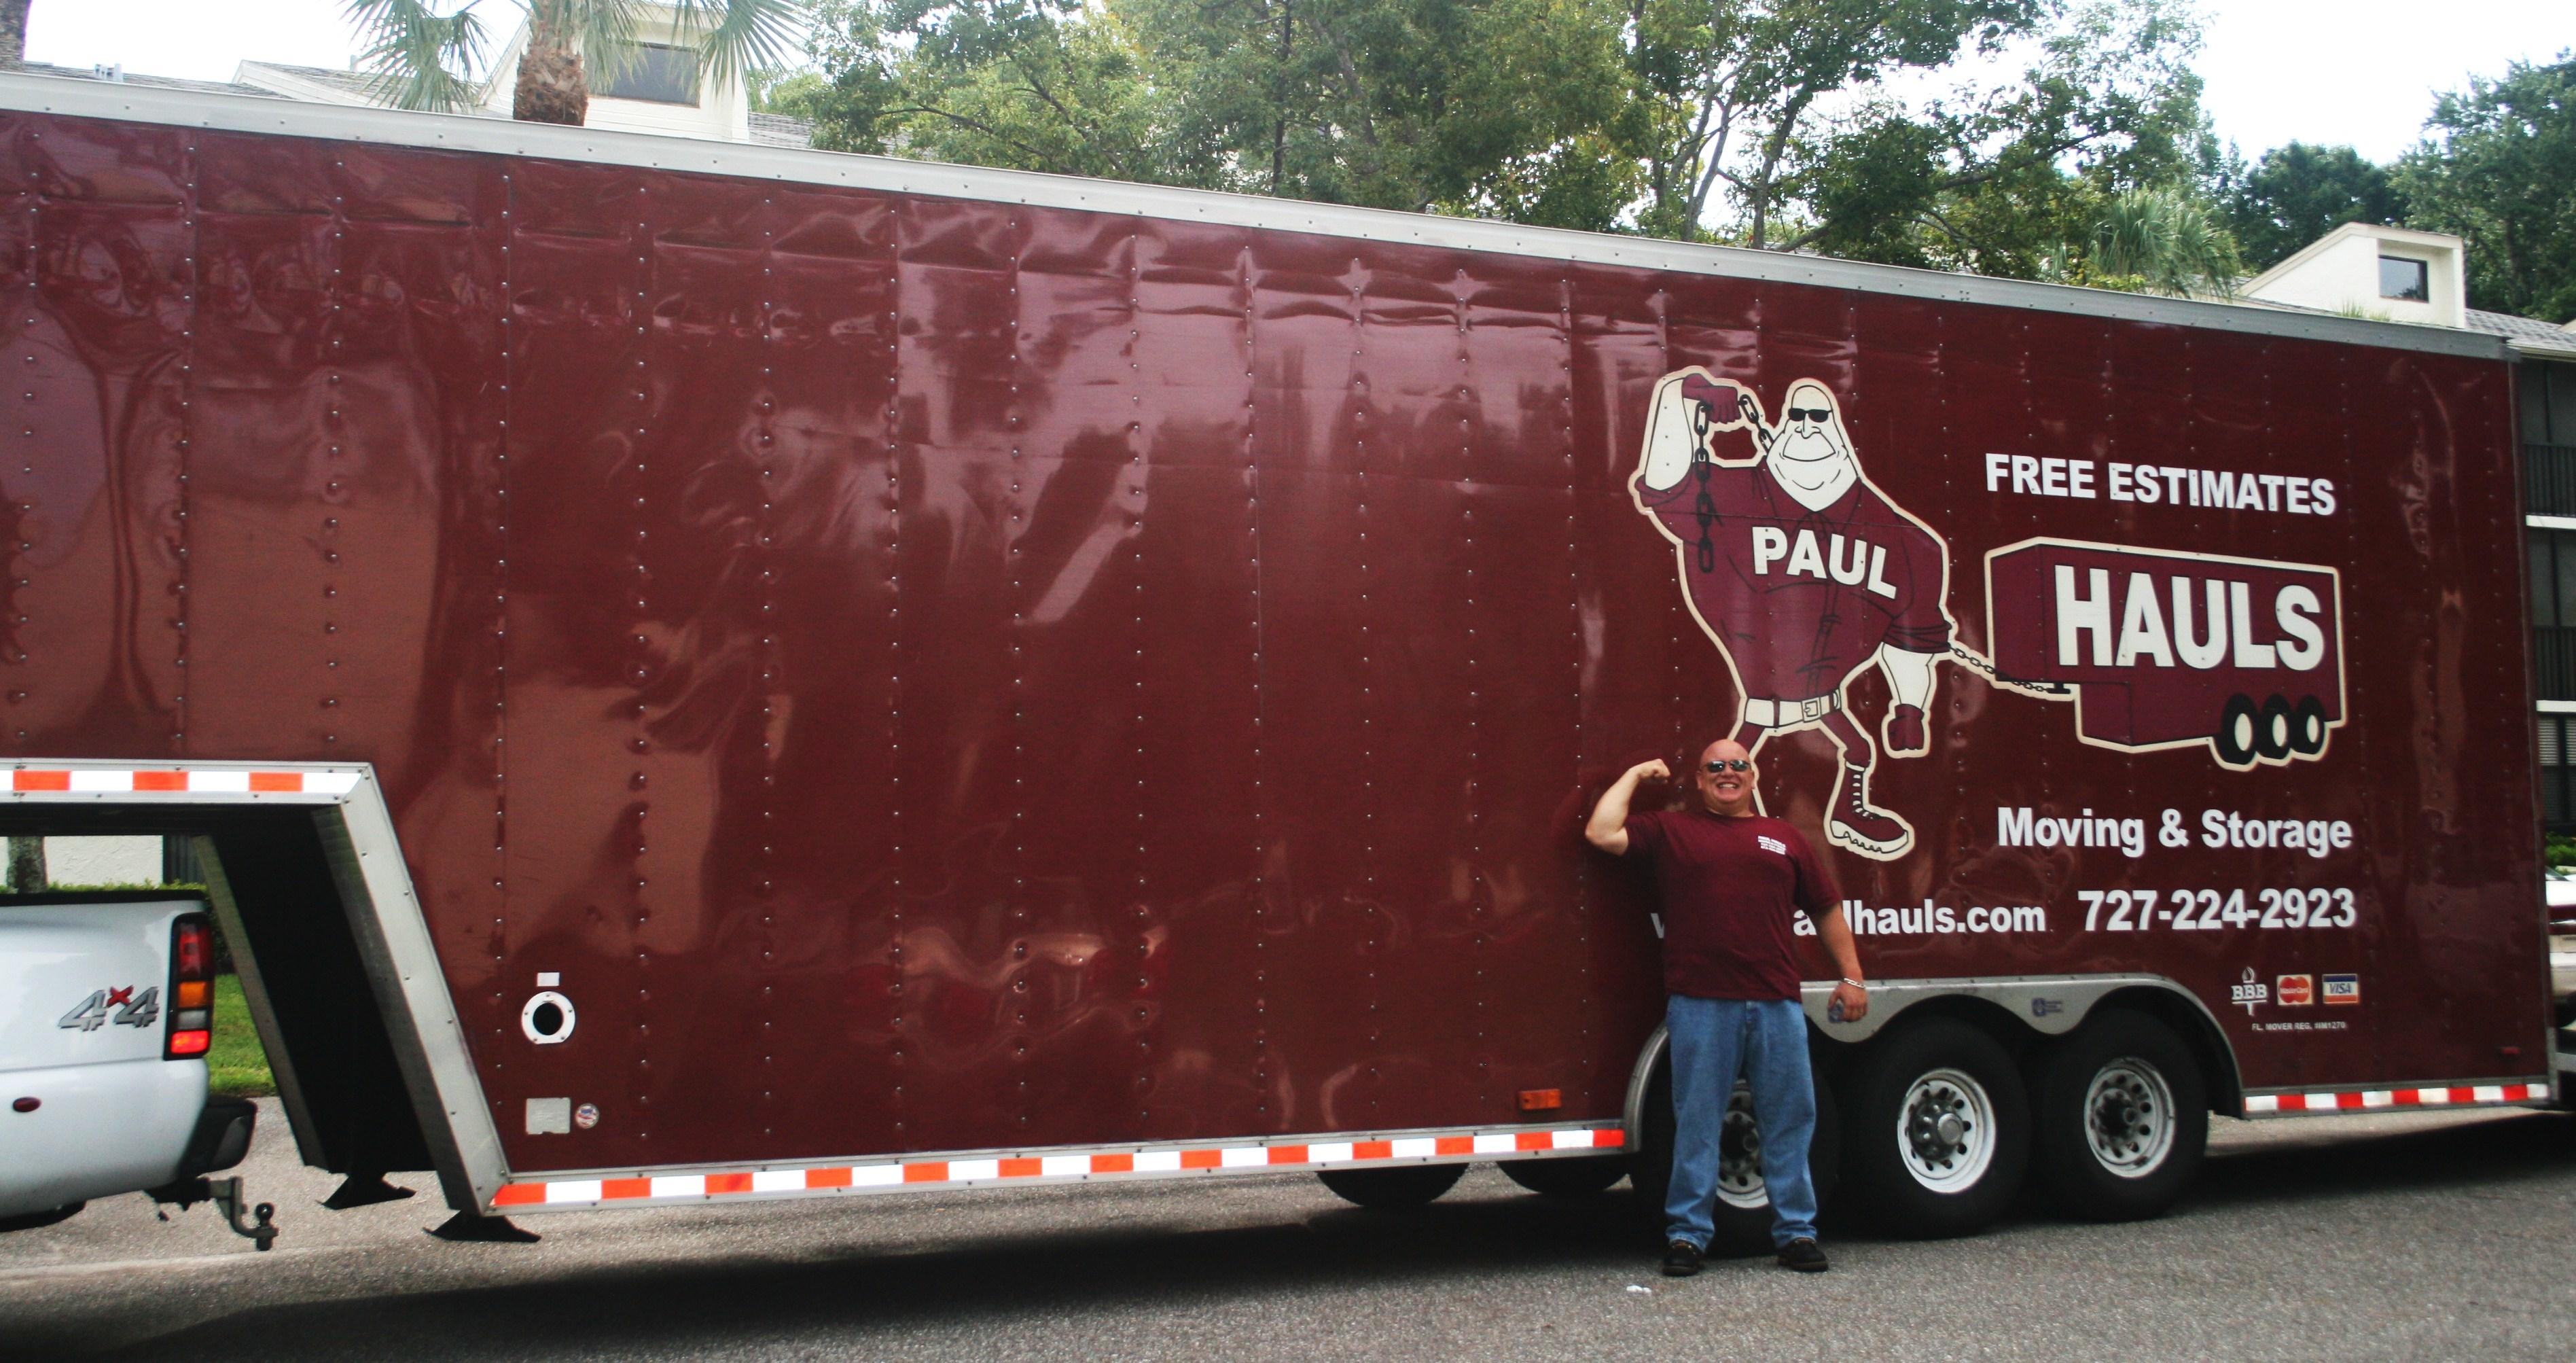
left=1624, top=808, right=1837, bottom=1001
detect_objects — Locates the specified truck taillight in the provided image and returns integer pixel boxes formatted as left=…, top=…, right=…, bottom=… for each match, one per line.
left=166, top=914, right=213, bottom=1060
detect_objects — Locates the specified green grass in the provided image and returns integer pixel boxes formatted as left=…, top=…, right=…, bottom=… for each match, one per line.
left=208, top=974, right=275, bottom=1099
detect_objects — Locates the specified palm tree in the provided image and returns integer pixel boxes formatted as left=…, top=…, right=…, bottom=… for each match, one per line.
left=2089, top=188, right=2246, bottom=300
left=347, top=0, right=806, bottom=126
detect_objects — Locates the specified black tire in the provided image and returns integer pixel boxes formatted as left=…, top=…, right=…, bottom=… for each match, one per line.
left=1631, top=1043, right=1842, bottom=1256
left=1501, top=1154, right=1628, bottom=1198
left=2289, top=696, right=2330, bottom=756
left=2213, top=693, right=2261, bottom=768
left=1316, top=1162, right=1466, bottom=1209
left=1836, top=1017, right=2030, bottom=1239
left=2255, top=695, right=2295, bottom=761
left=2030, top=1009, right=2208, bottom=1222
left=0, top=1201, right=84, bottom=1233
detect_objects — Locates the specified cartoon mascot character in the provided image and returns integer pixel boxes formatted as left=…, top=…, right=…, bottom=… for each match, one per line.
left=1631, top=369, right=1962, bottom=860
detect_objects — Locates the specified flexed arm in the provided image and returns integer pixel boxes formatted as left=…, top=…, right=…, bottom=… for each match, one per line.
left=1585, top=760, right=1670, bottom=855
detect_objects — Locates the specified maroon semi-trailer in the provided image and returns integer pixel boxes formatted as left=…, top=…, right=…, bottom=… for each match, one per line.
left=0, top=73, right=2553, bottom=1247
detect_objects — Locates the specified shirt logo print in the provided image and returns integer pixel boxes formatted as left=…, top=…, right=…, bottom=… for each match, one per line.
left=1757, top=835, right=1788, bottom=855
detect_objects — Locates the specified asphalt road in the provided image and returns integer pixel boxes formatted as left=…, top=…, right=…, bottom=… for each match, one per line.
left=3, top=1101, right=2573, bottom=1360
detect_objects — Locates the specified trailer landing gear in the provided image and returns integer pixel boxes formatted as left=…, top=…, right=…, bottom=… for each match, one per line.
left=323, top=1171, right=415, bottom=1209
left=431, top=1212, right=540, bottom=1243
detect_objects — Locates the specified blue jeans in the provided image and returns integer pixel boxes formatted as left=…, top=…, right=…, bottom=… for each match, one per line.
left=1664, top=995, right=1819, bottom=1250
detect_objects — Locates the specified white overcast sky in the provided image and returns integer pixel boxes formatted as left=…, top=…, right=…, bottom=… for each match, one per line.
left=22, top=0, right=2576, bottom=164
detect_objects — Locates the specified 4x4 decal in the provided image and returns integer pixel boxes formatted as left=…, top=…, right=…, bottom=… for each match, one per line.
left=58, top=985, right=161, bottom=1031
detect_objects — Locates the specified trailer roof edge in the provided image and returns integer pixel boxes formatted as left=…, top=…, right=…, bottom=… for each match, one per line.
left=0, top=72, right=2513, bottom=364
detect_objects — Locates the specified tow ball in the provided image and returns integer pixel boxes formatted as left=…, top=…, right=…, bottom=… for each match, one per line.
left=151, top=1175, right=280, bottom=1251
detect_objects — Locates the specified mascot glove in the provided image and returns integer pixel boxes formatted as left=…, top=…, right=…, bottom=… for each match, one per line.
left=1886, top=704, right=1927, bottom=755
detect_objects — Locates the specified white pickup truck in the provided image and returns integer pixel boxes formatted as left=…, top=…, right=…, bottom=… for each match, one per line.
left=1, top=891, right=274, bottom=1245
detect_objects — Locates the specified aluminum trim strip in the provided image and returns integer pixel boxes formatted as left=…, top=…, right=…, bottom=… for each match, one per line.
left=0, top=72, right=2510, bottom=364
left=488, top=1122, right=1626, bottom=1214
left=3, top=764, right=364, bottom=800
left=2240, top=1080, right=2554, bottom=1116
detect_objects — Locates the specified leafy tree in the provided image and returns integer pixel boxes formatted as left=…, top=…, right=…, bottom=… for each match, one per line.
left=347, top=0, right=807, bottom=126
left=2221, top=142, right=2406, bottom=272
left=2395, top=53, right=2576, bottom=323
left=808, top=0, right=1206, bottom=185
left=810, top=0, right=1636, bottom=224
left=798, top=0, right=2215, bottom=264
left=749, top=66, right=829, bottom=117
left=1789, top=0, right=2217, bottom=278
left=1620, top=0, right=2046, bottom=245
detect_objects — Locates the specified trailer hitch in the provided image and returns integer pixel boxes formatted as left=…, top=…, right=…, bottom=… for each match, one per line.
left=150, top=1175, right=279, bottom=1251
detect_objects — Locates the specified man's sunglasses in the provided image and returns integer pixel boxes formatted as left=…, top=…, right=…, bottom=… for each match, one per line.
left=1785, top=406, right=1831, bottom=423
left=1704, top=759, right=1751, bottom=773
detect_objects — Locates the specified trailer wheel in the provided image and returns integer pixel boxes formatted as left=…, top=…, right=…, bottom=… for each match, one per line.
left=1317, top=1162, right=1466, bottom=1209
left=2255, top=695, right=2295, bottom=761
left=2213, top=694, right=2261, bottom=767
left=1501, top=1154, right=1628, bottom=1198
left=2031, top=1010, right=2206, bottom=1222
left=1836, top=1018, right=2028, bottom=1239
left=2289, top=696, right=2330, bottom=756
left=1630, top=1055, right=1841, bottom=1255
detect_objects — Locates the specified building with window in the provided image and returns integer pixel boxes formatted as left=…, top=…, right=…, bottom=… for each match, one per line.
left=2244, top=222, right=2469, bottom=328
left=2510, top=337, right=2576, bottom=828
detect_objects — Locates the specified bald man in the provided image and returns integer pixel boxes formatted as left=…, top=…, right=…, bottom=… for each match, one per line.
left=1587, top=739, right=1867, bottom=1276
left=1630, top=370, right=1958, bottom=860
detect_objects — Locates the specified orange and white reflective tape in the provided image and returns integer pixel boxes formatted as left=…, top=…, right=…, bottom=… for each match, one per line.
left=492, top=1124, right=1625, bottom=1211
left=2243, top=1081, right=2550, bottom=1116
left=5, top=767, right=360, bottom=796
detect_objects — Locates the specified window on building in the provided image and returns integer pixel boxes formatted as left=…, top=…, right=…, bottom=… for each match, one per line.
left=2378, top=255, right=2429, bottom=302
left=2534, top=530, right=2576, bottom=701
left=2542, top=715, right=2574, bottom=829
left=594, top=43, right=698, bottom=105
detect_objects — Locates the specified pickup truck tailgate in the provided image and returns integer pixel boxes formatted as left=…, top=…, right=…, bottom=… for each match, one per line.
left=1, top=898, right=211, bottom=1216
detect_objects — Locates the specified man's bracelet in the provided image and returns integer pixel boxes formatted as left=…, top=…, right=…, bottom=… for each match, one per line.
left=1840, top=978, right=1866, bottom=989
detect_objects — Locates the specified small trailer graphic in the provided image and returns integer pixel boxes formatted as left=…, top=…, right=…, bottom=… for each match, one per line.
left=1983, top=538, right=2346, bottom=768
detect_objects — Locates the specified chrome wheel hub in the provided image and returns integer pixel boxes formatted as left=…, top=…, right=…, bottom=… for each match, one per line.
left=1715, top=1082, right=1768, bottom=1208
left=1898, top=1067, right=1996, bottom=1192
left=2083, top=1059, right=2176, bottom=1178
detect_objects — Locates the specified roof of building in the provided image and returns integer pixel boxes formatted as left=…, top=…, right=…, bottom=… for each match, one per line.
left=2468, top=308, right=2576, bottom=361
left=238, top=62, right=393, bottom=103
left=749, top=112, right=813, bottom=148
left=2468, top=308, right=2575, bottom=342
left=0, top=59, right=276, bottom=99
